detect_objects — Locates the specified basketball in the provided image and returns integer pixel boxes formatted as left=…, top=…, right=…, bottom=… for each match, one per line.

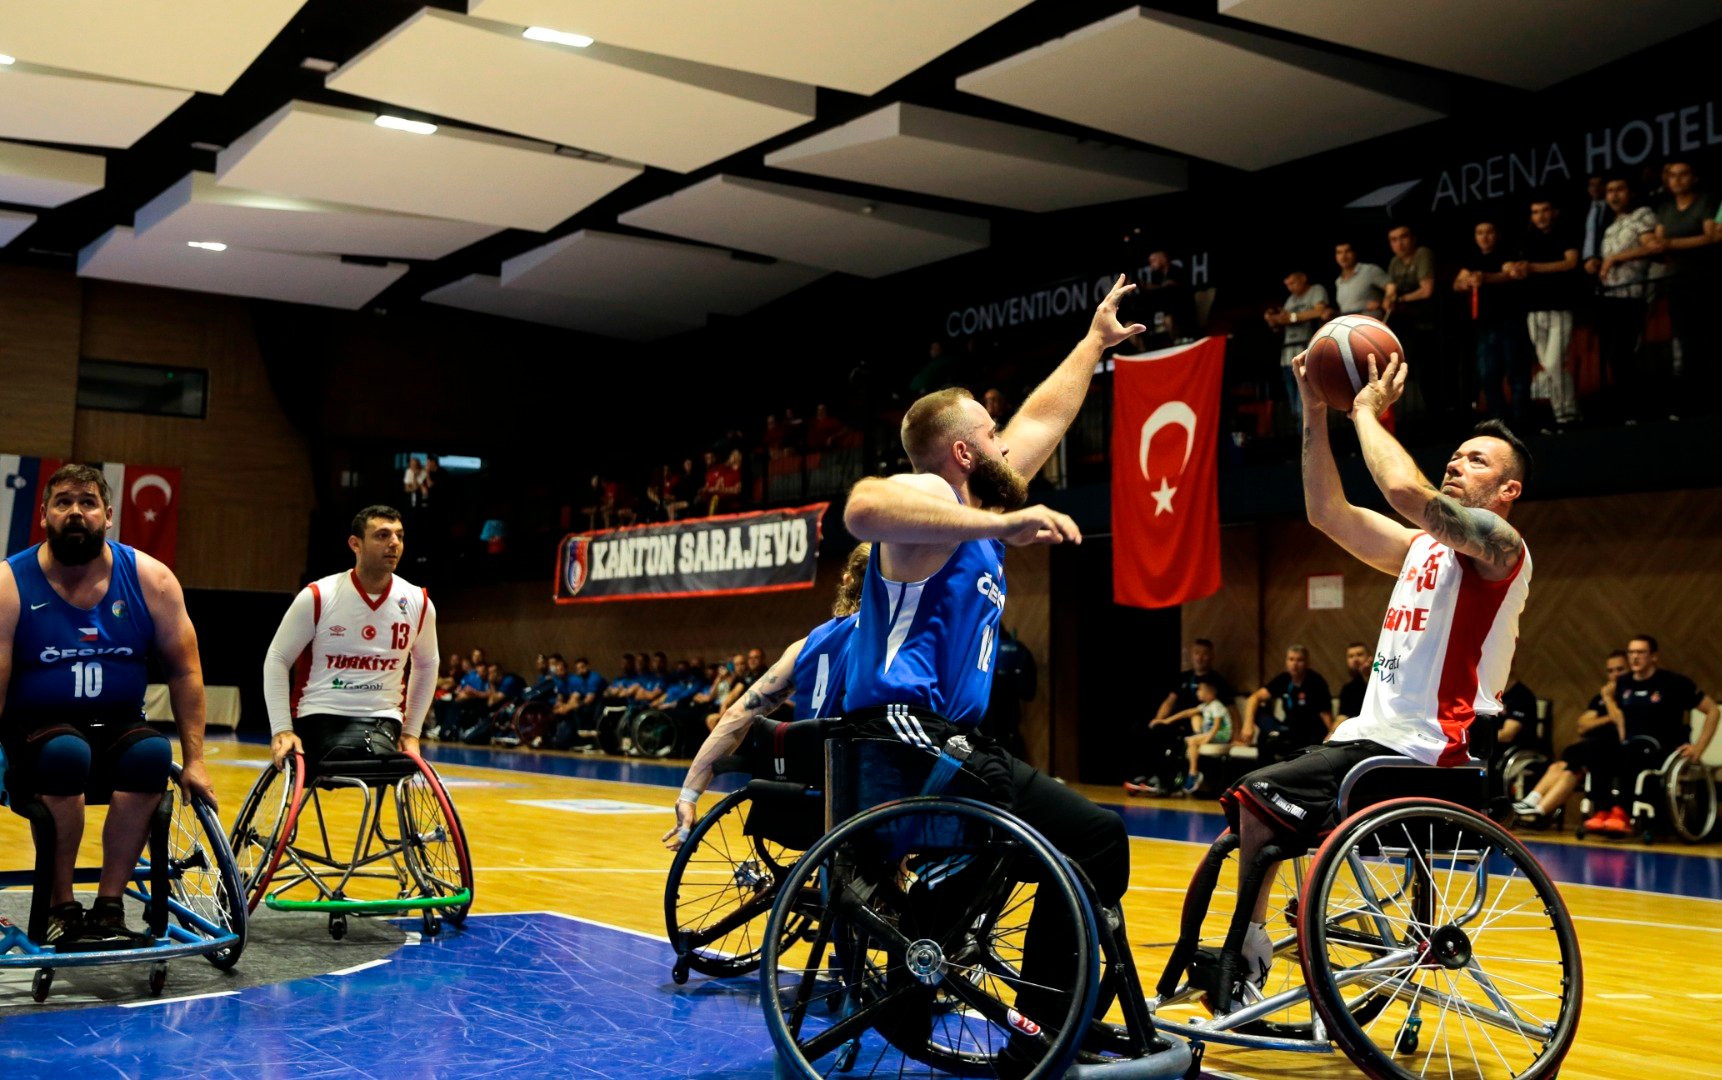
left=1303, top=315, right=1404, bottom=411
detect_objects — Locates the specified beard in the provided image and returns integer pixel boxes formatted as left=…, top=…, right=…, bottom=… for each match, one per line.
left=46, top=518, right=106, bottom=566
left=969, top=455, right=1028, bottom=511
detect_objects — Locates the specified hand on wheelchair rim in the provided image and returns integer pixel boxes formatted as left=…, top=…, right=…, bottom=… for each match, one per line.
left=178, top=758, right=218, bottom=810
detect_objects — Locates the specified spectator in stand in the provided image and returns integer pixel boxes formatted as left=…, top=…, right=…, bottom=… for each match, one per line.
left=1126, top=638, right=1235, bottom=796
left=981, top=388, right=1012, bottom=423
left=1652, top=161, right=1720, bottom=405
left=633, top=651, right=670, bottom=706
left=694, top=452, right=721, bottom=517
left=1140, top=250, right=1194, bottom=346
left=1594, top=175, right=1663, bottom=422
left=805, top=403, right=851, bottom=450
left=1507, top=196, right=1582, bottom=429
left=704, top=654, right=749, bottom=731
left=1264, top=270, right=1332, bottom=421
left=1494, top=669, right=1539, bottom=756
left=1579, top=174, right=1610, bottom=270
left=761, top=415, right=791, bottom=459
left=403, top=456, right=432, bottom=509
left=908, top=341, right=961, bottom=398
left=639, top=483, right=670, bottom=524
left=661, top=463, right=691, bottom=521
left=1335, top=641, right=1371, bottom=723
left=710, top=450, right=745, bottom=514
left=1155, top=677, right=1232, bottom=795
left=1383, top=224, right=1441, bottom=414
left=429, top=653, right=470, bottom=740
left=604, top=654, right=641, bottom=702
left=1240, top=645, right=1333, bottom=764
left=448, top=654, right=493, bottom=735
left=1514, top=651, right=1629, bottom=825
left=549, top=656, right=608, bottom=750
left=1455, top=220, right=1530, bottom=421
left=486, top=661, right=525, bottom=708
left=1333, top=241, right=1388, bottom=316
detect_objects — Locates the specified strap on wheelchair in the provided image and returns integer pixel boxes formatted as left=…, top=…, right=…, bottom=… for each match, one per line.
left=1156, top=831, right=1237, bottom=998
left=918, top=734, right=974, bottom=797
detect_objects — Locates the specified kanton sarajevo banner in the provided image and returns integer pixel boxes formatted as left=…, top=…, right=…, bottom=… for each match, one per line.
left=554, top=503, right=829, bottom=604
left=2, top=455, right=182, bottom=568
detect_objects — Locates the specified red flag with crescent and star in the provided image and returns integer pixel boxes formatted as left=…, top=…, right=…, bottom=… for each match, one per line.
left=1111, top=336, right=1224, bottom=609
left=119, top=465, right=181, bottom=568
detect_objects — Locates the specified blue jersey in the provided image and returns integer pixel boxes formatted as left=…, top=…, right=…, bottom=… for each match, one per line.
left=843, top=519, right=1006, bottom=727
left=6, top=541, right=157, bottom=719
left=791, top=614, right=858, bottom=720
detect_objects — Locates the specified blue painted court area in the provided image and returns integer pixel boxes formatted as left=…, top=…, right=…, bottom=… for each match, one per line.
left=0, top=914, right=780, bottom=1080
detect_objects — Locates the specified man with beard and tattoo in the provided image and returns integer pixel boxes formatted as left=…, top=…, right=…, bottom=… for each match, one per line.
left=0, top=464, right=215, bottom=945
left=840, top=276, right=1144, bottom=1066
left=1215, top=351, right=1531, bottom=997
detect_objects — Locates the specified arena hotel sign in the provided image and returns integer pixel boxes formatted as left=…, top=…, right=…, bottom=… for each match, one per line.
left=555, top=503, right=828, bottom=604
left=1425, top=96, right=1722, bottom=211
left=943, top=255, right=1210, bottom=339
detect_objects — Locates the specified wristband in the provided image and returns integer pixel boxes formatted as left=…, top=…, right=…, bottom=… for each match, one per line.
left=676, top=827, right=692, bottom=843
left=677, top=787, right=700, bottom=804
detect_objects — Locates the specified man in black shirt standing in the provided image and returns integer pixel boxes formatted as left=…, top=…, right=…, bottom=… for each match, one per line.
left=1454, top=220, right=1531, bottom=423
left=1127, top=638, right=1234, bottom=795
left=1513, top=651, right=1627, bottom=823
left=1334, top=641, right=1370, bottom=722
left=1583, top=635, right=1718, bottom=835
left=1240, top=645, right=1333, bottom=764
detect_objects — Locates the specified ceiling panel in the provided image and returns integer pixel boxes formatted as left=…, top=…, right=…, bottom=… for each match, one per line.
left=0, top=63, right=191, bottom=149
left=765, top=102, right=1186, bottom=211
left=215, top=101, right=644, bottom=232
left=0, top=141, right=106, bottom=208
left=422, top=273, right=704, bottom=340
left=0, top=210, right=36, bottom=248
left=501, top=230, right=825, bottom=315
left=135, top=173, right=503, bottom=261
left=78, top=227, right=407, bottom=310
left=329, top=9, right=816, bottom=174
left=0, top=1, right=307, bottom=94
left=957, top=8, right=1446, bottom=171
left=619, top=174, right=989, bottom=278
left=1222, top=0, right=1721, bottom=91
left=469, top=0, right=1036, bottom=95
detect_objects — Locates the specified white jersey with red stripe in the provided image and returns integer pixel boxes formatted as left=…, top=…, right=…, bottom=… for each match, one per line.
left=1331, top=532, right=1531, bottom=766
left=289, top=570, right=431, bottom=721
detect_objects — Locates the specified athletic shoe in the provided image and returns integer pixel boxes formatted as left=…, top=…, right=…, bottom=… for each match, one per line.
left=1122, top=777, right=1156, bottom=797
left=1183, top=772, right=1203, bottom=794
left=82, top=897, right=130, bottom=941
left=1598, top=806, right=1632, bottom=835
left=1581, top=809, right=1614, bottom=832
left=1511, top=794, right=1543, bottom=816
left=44, top=901, right=82, bottom=946
left=1240, top=924, right=1274, bottom=992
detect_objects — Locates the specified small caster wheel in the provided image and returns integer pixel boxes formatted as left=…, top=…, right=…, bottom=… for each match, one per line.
left=1184, top=1041, right=1205, bottom=1079
left=1396, top=1017, right=1421, bottom=1055
left=330, top=913, right=348, bottom=940
left=422, top=911, right=442, bottom=937
left=148, top=962, right=168, bottom=997
left=31, top=968, right=53, bottom=1003
left=834, top=1038, right=859, bottom=1072
left=672, top=958, right=690, bottom=985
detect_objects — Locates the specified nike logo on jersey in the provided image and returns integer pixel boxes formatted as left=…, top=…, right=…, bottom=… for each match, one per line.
left=30, top=602, right=49, bottom=610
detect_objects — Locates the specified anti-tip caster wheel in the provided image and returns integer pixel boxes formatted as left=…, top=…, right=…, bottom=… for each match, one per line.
left=31, top=968, right=53, bottom=1003
left=330, top=913, right=348, bottom=940
left=422, top=910, right=442, bottom=937
left=672, top=957, right=690, bottom=985
left=148, top=962, right=168, bottom=997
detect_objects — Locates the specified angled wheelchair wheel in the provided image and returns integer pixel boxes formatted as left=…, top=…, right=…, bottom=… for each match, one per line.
left=760, top=797, right=1099, bottom=1079
left=396, top=755, right=474, bottom=926
left=632, top=710, right=679, bottom=759
left=166, top=763, right=248, bottom=969
left=1300, top=798, right=1581, bottom=1080
left=664, top=786, right=811, bottom=980
left=227, top=754, right=305, bottom=913
left=1667, top=756, right=1718, bottom=842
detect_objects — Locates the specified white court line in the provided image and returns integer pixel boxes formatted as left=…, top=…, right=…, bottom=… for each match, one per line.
left=1593, top=993, right=1654, bottom=1000
left=468, top=909, right=664, bottom=944
left=119, top=990, right=239, bottom=1009
left=328, top=959, right=390, bottom=976
left=1687, top=992, right=1722, bottom=1000
left=1571, top=914, right=1722, bottom=934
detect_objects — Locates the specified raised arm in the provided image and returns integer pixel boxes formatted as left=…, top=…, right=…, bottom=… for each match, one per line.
left=845, top=473, right=1080, bottom=582
left=1000, top=275, right=1145, bottom=480
left=1290, top=353, right=1418, bottom=576
left=140, top=553, right=214, bottom=807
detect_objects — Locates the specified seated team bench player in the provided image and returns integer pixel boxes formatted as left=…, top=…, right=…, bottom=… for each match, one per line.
left=0, top=464, right=216, bottom=945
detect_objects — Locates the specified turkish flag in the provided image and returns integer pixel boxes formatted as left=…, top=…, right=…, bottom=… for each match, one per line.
left=120, top=465, right=181, bottom=568
left=1111, top=336, right=1224, bottom=609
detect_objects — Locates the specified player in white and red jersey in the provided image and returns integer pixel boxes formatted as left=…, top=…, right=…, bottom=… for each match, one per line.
left=1217, top=349, right=1532, bottom=991
left=262, top=505, right=439, bottom=766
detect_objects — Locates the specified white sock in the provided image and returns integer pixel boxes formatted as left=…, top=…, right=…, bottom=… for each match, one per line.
left=1520, top=791, right=1542, bottom=809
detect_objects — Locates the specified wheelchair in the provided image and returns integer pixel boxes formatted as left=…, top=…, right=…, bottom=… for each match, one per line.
left=0, top=756, right=247, bottom=1002
left=227, top=719, right=473, bottom=939
left=1574, top=725, right=1719, bottom=843
left=664, top=718, right=828, bottom=984
left=1492, top=701, right=1555, bottom=825
left=1151, top=755, right=1583, bottom=1079
left=758, top=734, right=1192, bottom=1079
left=591, top=703, right=685, bottom=758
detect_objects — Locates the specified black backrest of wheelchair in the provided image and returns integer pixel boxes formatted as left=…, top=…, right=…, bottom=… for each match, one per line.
left=824, top=737, right=993, bottom=830
left=1339, top=755, right=1488, bottom=820
left=306, top=751, right=422, bottom=787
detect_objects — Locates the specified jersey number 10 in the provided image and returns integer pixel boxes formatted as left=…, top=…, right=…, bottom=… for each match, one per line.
left=70, top=660, right=104, bottom=698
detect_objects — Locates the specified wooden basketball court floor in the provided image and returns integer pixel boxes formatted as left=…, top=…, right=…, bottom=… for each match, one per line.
left=0, top=734, right=1714, bottom=1079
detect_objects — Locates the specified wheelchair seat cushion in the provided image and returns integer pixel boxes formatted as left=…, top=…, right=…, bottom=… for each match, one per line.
left=294, top=714, right=411, bottom=783
left=1219, top=739, right=1396, bottom=845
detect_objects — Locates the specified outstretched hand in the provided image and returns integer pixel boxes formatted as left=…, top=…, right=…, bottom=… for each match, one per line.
left=1090, top=274, right=1148, bottom=349
left=999, top=505, right=1082, bottom=547
left=1349, top=352, right=1407, bottom=420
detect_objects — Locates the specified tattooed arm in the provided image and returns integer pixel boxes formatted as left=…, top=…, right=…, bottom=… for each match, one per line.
left=662, top=638, right=804, bottom=850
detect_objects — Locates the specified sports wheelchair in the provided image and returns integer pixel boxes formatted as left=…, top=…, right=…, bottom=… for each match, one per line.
left=1574, top=716, right=1719, bottom=843
left=594, top=703, right=687, bottom=759
left=1151, top=755, right=1582, bottom=1079
left=759, top=735, right=1192, bottom=1079
left=664, top=718, right=829, bottom=984
left=1491, top=701, right=1555, bottom=824
left=227, top=719, right=473, bottom=939
left=0, top=756, right=246, bottom=1002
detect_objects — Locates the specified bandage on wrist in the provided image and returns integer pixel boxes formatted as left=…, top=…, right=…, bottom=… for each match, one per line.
left=677, top=786, right=700, bottom=804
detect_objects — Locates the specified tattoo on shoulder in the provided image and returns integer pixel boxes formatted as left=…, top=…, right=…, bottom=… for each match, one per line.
left=1422, top=494, right=1521, bottom=569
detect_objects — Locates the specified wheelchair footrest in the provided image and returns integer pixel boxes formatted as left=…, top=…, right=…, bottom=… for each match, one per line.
left=53, top=930, right=152, bottom=954
left=1065, top=1033, right=1193, bottom=1079
left=264, top=888, right=471, bottom=913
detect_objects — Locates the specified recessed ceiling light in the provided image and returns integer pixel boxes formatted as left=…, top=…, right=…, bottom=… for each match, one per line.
left=300, top=56, right=338, bottom=73
left=375, top=115, right=437, bottom=135
left=0, top=54, right=15, bottom=66
left=523, top=27, right=594, bottom=48
left=186, top=241, right=227, bottom=252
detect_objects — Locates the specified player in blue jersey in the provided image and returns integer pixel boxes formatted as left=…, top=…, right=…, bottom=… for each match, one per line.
left=662, top=543, right=869, bottom=849
left=0, top=464, right=214, bottom=946
left=840, top=276, right=1144, bottom=1055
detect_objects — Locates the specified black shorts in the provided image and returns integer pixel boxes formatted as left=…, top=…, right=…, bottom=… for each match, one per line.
left=1220, top=740, right=1395, bottom=845
left=1559, top=727, right=1620, bottom=771
left=294, top=714, right=402, bottom=775
left=1, top=711, right=168, bottom=801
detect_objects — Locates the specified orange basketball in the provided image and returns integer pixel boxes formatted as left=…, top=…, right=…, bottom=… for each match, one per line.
left=1304, top=315, right=1403, bottom=411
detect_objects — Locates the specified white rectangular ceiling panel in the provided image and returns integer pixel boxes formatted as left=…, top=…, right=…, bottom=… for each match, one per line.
left=0, top=209, right=36, bottom=247
left=215, top=102, right=643, bottom=232
left=0, top=1, right=307, bottom=94
left=619, top=175, right=989, bottom=278
left=501, top=230, right=824, bottom=315
left=957, top=8, right=1446, bottom=171
left=78, top=227, right=407, bottom=310
left=1222, top=0, right=1721, bottom=91
left=469, top=0, right=1035, bottom=95
left=135, top=173, right=503, bottom=261
left=330, top=9, right=816, bottom=174
left=0, top=64, right=191, bottom=149
left=422, top=273, right=704, bottom=340
left=766, top=103, right=1186, bottom=211
left=0, top=141, right=105, bottom=208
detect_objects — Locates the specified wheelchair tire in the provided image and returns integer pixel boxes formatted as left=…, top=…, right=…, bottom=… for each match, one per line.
left=228, top=754, right=306, bottom=914
left=168, top=762, right=249, bottom=970
left=631, top=710, right=678, bottom=759
left=396, top=754, right=475, bottom=927
left=1667, top=756, right=1718, bottom=843
left=663, top=786, right=810, bottom=980
left=596, top=708, right=630, bottom=756
left=760, top=797, right=1099, bottom=1080
left=1495, top=750, right=1549, bottom=825
left=1300, top=798, right=1582, bottom=1080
